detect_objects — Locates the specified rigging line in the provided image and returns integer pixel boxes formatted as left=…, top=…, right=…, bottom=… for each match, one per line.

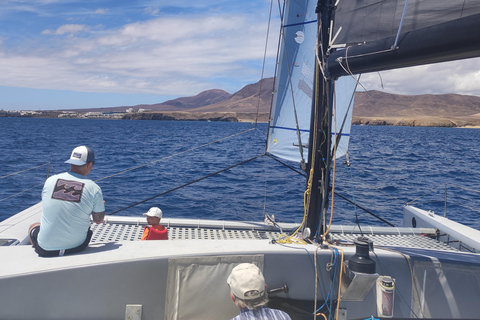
left=315, top=18, right=327, bottom=82
left=265, top=153, right=306, bottom=176
left=446, top=201, right=480, bottom=214
left=393, top=0, right=410, bottom=49
left=0, top=162, right=51, bottom=179
left=342, top=174, right=406, bottom=205
left=316, top=247, right=338, bottom=315
left=0, top=182, right=44, bottom=202
left=330, top=245, right=345, bottom=320
left=335, top=47, right=395, bottom=62
left=373, top=247, right=424, bottom=318
left=276, top=168, right=310, bottom=245
left=406, top=184, right=446, bottom=206
left=255, top=0, right=275, bottom=127
left=332, top=190, right=395, bottom=227
left=332, top=74, right=360, bottom=154
left=262, top=153, right=270, bottom=225
left=344, top=160, right=364, bottom=235
left=108, top=153, right=265, bottom=216
left=335, top=48, right=372, bottom=94
left=96, top=127, right=255, bottom=182
left=446, top=182, right=480, bottom=194
left=313, top=244, right=322, bottom=320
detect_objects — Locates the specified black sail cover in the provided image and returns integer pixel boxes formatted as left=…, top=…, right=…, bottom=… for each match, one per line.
left=327, top=0, right=480, bottom=77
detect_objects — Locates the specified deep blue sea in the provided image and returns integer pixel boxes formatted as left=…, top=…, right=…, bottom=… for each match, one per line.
left=1, top=117, right=479, bottom=230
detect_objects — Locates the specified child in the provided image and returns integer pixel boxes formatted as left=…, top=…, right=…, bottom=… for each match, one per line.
left=141, top=207, right=168, bottom=240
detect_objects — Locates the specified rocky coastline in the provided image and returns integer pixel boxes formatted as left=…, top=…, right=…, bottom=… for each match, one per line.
left=122, top=112, right=270, bottom=123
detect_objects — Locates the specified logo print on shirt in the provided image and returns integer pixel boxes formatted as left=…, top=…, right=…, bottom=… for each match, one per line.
left=52, top=179, right=84, bottom=202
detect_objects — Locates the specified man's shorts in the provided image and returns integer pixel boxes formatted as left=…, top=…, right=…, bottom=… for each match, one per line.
left=29, top=225, right=93, bottom=257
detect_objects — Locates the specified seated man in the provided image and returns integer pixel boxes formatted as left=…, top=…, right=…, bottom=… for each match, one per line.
left=227, top=263, right=291, bottom=320
left=141, top=207, right=168, bottom=240
left=29, top=146, right=105, bottom=257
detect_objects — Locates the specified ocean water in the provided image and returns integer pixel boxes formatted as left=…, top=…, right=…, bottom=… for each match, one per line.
left=1, top=117, right=479, bottom=230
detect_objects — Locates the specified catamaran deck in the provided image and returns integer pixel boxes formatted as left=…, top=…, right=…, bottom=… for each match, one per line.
left=89, top=218, right=459, bottom=252
left=91, top=222, right=283, bottom=242
left=0, top=202, right=471, bottom=254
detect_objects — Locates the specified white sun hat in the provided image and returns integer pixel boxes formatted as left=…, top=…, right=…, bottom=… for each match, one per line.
left=227, top=263, right=265, bottom=300
left=143, top=207, right=163, bottom=218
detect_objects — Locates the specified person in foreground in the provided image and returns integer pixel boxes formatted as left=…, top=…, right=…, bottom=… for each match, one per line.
left=29, top=146, right=105, bottom=257
left=140, top=207, right=168, bottom=240
left=227, top=263, right=291, bottom=320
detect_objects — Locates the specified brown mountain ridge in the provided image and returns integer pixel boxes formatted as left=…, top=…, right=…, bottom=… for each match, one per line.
left=76, top=77, right=480, bottom=127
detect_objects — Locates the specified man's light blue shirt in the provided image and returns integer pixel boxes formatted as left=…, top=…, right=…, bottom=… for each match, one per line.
left=38, top=172, right=104, bottom=250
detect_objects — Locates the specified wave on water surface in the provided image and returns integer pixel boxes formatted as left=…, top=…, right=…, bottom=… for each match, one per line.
left=1, top=118, right=479, bottom=230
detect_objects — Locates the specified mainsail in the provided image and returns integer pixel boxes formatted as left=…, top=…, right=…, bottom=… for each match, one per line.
left=327, top=1, right=480, bottom=77
left=305, top=0, right=480, bottom=240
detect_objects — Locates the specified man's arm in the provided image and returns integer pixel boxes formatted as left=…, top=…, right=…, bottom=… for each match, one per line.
left=92, top=211, right=105, bottom=224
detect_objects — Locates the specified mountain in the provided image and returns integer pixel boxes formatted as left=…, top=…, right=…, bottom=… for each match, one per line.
left=186, top=77, right=274, bottom=113
left=353, top=90, right=480, bottom=127
left=146, top=89, right=232, bottom=111
left=67, top=77, right=480, bottom=126
left=354, top=90, right=480, bottom=118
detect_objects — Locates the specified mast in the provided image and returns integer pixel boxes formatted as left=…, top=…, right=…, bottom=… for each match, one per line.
left=305, top=0, right=334, bottom=241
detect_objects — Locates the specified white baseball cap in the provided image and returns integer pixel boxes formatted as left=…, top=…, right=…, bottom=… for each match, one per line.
left=65, top=146, right=95, bottom=166
left=227, top=263, right=265, bottom=300
left=143, top=207, right=163, bottom=218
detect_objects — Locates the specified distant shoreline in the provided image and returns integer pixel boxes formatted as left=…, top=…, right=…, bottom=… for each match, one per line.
left=352, top=116, right=480, bottom=128
left=2, top=112, right=480, bottom=128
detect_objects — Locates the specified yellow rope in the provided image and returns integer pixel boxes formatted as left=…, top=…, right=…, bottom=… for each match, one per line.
left=275, top=168, right=313, bottom=245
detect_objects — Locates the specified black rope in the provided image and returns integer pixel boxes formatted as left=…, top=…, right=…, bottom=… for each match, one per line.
left=332, top=190, right=395, bottom=227
left=108, top=153, right=266, bottom=216
left=96, top=128, right=256, bottom=183
left=266, top=154, right=395, bottom=226
left=265, top=153, right=306, bottom=177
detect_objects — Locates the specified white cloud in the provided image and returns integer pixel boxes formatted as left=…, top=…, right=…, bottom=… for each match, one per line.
left=144, top=7, right=159, bottom=15
left=0, top=13, right=277, bottom=96
left=42, top=24, right=88, bottom=36
left=3, top=0, right=479, bottom=103
left=361, top=58, right=480, bottom=97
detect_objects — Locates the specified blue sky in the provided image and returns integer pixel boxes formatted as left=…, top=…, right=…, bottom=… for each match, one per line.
left=1, top=0, right=480, bottom=110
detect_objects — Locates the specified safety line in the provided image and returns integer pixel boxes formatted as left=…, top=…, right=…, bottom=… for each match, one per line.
left=0, top=162, right=50, bottom=179
left=96, top=128, right=256, bottom=182
left=108, top=153, right=265, bottom=215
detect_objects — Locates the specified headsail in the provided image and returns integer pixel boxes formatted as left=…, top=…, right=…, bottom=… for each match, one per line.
left=266, top=0, right=317, bottom=163
left=266, top=0, right=357, bottom=163
left=331, top=76, right=357, bottom=160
